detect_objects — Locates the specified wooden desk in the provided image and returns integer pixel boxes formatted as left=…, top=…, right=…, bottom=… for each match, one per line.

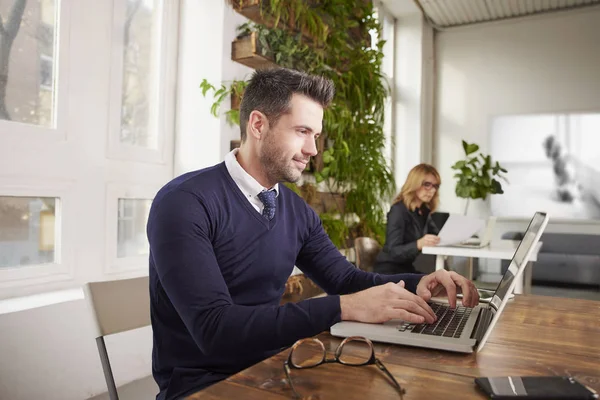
left=187, top=295, right=600, bottom=400
left=422, top=240, right=543, bottom=294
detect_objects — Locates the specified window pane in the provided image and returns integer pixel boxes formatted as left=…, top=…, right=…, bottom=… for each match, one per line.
left=117, top=198, right=151, bottom=258
left=120, top=0, right=163, bottom=149
left=0, top=0, right=58, bottom=128
left=0, top=196, right=57, bottom=268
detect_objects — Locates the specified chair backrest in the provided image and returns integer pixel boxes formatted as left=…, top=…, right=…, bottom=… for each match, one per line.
left=84, top=276, right=150, bottom=338
left=354, top=237, right=382, bottom=272
left=84, top=276, right=151, bottom=400
left=430, top=211, right=450, bottom=232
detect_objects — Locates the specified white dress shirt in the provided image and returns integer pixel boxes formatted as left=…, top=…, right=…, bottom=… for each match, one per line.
left=224, top=149, right=279, bottom=214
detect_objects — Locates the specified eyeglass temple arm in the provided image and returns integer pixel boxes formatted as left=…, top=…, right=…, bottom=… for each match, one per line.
left=283, top=363, right=303, bottom=399
left=375, top=359, right=406, bottom=396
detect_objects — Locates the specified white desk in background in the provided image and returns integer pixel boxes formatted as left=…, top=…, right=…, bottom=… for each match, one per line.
left=422, top=240, right=543, bottom=294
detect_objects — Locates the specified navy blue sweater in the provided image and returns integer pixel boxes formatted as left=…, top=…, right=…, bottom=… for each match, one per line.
left=147, top=162, right=424, bottom=400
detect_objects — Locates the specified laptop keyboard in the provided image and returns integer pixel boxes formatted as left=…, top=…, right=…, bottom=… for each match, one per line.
left=397, top=302, right=473, bottom=338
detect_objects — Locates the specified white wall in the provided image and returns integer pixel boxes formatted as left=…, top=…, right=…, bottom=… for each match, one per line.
left=174, top=2, right=252, bottom=176
left=0, top=1, right=252, bottom=399
left=388, top=1, right=435, bottom=193
left=434, top=5, right=600, bottom=237
left=0, top=298, right=152, bottom=400
left=219, top=8, right=254, bottom=159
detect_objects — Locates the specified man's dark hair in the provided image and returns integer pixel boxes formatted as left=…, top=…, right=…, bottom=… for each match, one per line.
left=239, top=68, right=335, bottom=141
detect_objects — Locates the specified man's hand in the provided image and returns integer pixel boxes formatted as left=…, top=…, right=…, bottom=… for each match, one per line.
left=417, top=234, right=440, bottom=250
left=416, top=270, right=479, bottom=308
left=340, top=281, right=437, bottom=324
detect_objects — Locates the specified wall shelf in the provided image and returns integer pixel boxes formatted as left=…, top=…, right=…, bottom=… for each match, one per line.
left=231, top=31, right=277, bottom=70
left=232, top=0, right=326, bottom=45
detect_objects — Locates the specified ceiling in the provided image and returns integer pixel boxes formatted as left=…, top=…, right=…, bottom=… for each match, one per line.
left=385, top=0, right=600, bottom=28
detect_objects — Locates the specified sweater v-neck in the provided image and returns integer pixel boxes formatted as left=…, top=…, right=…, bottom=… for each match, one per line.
left=219, top=163, right=278, bottom=230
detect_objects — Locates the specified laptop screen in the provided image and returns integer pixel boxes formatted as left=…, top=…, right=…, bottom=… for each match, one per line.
left=491, top=213, right=547, bottom=306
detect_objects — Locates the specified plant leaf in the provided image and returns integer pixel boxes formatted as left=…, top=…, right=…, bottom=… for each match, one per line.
left=463, top=141, right=479, bottom=156
left=452, top=160, right=466, bottom=169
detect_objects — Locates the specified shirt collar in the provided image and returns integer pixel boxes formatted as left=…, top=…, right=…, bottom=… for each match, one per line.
left=224, top=149, right=279, bottom=197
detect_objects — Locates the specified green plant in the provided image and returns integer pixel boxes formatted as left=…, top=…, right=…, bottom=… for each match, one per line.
left=226, top=0, right=329, bottom=45
left=214, top=1, right=395, bottom=247
left=199, top=79, right=248, bottom=126
left=319, top=212, right=349, bottom=249
left=452, top=140, right=508, bottom=215
left=236, top=22, right=325, bottom=72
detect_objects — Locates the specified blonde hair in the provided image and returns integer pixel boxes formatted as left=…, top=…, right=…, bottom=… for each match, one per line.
left=393, top=164, right=441, bottom=212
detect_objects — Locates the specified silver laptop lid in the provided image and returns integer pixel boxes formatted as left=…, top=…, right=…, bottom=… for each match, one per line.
left=476, top=212, right=549, bottom=352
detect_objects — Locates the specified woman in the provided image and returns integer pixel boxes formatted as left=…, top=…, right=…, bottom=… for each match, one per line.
left=374, top=163, right=442, bottom=274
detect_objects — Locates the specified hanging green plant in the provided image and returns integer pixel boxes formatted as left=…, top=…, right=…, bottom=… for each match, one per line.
left=210, top=0, right=395, bottom=246
left=199, top=79, right=248, bottom=126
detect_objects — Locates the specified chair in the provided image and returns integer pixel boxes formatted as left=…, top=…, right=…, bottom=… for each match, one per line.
left=84, top=276, right=151, bottom=400
left=354, top=237, right=382, bottom=272
left=430, top=211, right=450, bottom=231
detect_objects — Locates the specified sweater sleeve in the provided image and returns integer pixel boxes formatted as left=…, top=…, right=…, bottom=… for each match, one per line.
left=148, top=189, right=343, bottom=357
left=295, top=206, right=424, bottom=294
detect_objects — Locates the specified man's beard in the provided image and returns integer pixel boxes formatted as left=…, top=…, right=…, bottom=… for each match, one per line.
left=260, top=130, right=304, bottom=184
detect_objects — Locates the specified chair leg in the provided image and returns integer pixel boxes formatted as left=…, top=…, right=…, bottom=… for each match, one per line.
left=96, top=336, right=119, bottom=400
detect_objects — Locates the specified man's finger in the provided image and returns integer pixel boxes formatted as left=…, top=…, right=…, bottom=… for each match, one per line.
left=389, top=299, right=435, bottom=324
left=456, top=276, right=479, bottom=307
left=450, top=272, right=479, bottom=307
left=392, top=283, right=436, bottom=322
left=437, top=271, right=457, bottom=308
left=397, top=280, right=405, bottom=288
left=418, top=286, right=432, bottom=301
left=387, top=307, right=426, bottom=324
left=394, top=288, right=436, bottom=322
left=407, top=292, right=436, bottom=321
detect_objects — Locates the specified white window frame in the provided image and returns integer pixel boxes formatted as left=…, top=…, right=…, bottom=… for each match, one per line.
left=0, top=178, right=75, bottom=295
left=106, top=0, right=178, bottom=164
left=0, top=0, right=71, bottom=142
left=0, top=0, right=179, bottom=300
left=104, top=182, right=160, bottom=275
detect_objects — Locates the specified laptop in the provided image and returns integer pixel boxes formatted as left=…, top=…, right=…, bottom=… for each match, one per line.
left=453, top=216, right=497, bottom=248
left=331, top=212, right=549, bottom=353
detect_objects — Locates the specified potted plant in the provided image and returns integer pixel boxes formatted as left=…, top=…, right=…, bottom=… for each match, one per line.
left=452, top=140, right=508, bottom=215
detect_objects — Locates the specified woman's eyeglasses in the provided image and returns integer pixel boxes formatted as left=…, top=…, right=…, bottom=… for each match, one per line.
left=422, top=181, right=440, bottom=190
left=283, top=336, right=405, bottom=399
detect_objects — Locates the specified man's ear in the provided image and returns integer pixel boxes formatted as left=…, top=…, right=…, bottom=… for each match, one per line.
left=247, top=110, right=269, bottom=140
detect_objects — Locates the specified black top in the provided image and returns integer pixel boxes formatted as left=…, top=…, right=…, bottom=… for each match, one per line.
left=373, top=201, right=440, bottom=274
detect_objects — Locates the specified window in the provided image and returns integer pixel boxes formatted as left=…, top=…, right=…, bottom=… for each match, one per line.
left=0, top=196, right=57, bottom=268
left=105, top=183, right=161, bottom=274
left=119, top=0, right=160, bottom=149
left=108, top=0, right=177, bottom=163
left=39, top=54, right=54, bottom=91
left=0, top=0, right=58, bottom=128
left=0, top=0, right=178, bottom=299
left=117, top=198, right=151, bottom=258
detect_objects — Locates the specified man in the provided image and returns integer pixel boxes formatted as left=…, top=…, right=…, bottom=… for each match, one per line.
left=148, top=68, right=479, bottom=400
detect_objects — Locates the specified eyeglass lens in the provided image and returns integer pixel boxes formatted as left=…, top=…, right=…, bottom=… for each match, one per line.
left=290, top=339, right=325, bottom=368
left=337, top=338, right=373, bottom=365
left=423, top=181, right=439, bottom=189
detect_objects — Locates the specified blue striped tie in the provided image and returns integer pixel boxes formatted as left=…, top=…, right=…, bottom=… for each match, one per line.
left=257, top=189, right=277, bottom=220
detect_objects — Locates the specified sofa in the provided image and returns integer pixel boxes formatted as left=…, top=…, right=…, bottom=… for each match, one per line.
left=501, top=232, right=600, bottom=287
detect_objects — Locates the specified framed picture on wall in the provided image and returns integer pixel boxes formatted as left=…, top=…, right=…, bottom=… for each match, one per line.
left=489, top=112, right=600, bottom=220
